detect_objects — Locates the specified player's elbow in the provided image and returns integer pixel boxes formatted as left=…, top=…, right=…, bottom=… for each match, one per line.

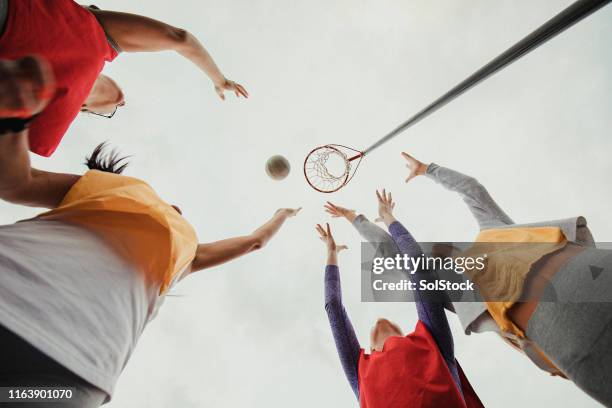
left=249, top=235, right=266, bottom=252
left=325, top=299, right=339, bottom=312
left=0, top=185, right=30, bottom=206
left=468, top=180, right=488, bottom=197
left=0, top=188, right=18, bottom=204
left=459, top=176, right=487, bottom=195
left=458, top=175, right=480, bottom=188
left=0, top=171, right=32, bottom=205
left=324, top=299, right=343, bottom=318
left=167, top=26, right=192, bottom=50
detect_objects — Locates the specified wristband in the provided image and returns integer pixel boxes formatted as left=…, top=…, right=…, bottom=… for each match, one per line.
left=0, top=117, right=35, bottom=135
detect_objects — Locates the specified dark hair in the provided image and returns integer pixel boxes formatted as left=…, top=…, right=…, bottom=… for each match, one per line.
left=85, top=142, right=130, bottom=174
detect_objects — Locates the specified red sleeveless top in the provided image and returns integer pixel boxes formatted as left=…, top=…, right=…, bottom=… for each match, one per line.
left=358, top=321, right=484, bottom=408
left=0, top=0, right=118, bottom=157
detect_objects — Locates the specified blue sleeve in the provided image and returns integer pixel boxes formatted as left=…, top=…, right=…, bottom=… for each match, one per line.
left=325, top=265, right=360, bottom=400
left=387, top=221, right=463, bottom=397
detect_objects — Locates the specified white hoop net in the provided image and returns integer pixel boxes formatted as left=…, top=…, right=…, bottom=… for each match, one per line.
left=303, top=145, right=362, bottom=193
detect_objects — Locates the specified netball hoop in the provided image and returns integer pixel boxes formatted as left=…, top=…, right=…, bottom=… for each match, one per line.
left=303, top=0, right=610, bottom=193
left=303, top=145, right=364, bottom=193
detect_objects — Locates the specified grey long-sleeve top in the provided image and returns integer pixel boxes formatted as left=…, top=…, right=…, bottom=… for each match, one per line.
left=426, top=163, right=595, bottom=336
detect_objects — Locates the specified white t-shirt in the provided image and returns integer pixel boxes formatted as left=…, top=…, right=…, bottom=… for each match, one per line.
left=0, top=219, right=171, bottom=398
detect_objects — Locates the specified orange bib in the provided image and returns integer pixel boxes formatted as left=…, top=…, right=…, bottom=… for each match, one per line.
left=39, top=171, right=198, bottom=294
left=465, top=227, right=566, bottom=335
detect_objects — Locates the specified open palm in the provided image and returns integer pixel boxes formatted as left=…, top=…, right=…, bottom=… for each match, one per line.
left=401, top=152, right=427, bottom=183
left=215, top=78, right=249, bottom=100
left=316, top=223, right=347, bottom=253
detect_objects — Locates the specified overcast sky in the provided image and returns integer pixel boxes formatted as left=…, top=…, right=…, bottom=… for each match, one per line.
left=1, top=0, right=611, bottom=406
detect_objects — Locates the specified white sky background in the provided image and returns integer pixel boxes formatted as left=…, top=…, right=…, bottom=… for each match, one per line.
left=1, top=0, right=611, bottom=406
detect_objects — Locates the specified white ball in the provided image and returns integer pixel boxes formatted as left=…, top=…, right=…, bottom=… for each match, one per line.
left=265, top=155, right=291, bottom=180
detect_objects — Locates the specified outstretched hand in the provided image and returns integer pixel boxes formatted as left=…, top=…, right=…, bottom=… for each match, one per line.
left=275, top=207, right=302, bottom=218
left=401, top=152, right=428, bottom=183
left=0, top=56, right=55, bottom=118
left=316, top=223, right=347, bottom=253
left=375, top=189, right=396, bottom=225
left=324, top=202, right=357, bottom=223
left=214, top=78, right=249, bottom=100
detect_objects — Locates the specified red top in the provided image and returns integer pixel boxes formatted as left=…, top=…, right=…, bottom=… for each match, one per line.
left=358, top=321, right=484, bottom=408
left=0, top=0, right=118, bottom=157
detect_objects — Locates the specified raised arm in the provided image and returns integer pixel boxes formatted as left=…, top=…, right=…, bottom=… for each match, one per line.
left=324, top=202, right=399, bottom=257
left=89, top=8, right=248, bottom=100
left=402, top=152, right=513, bottom=230
left=376, top=190, right=463, bottom=396
left=316, top=223, right=360, bottom=400
left=189, top=208, right=300, bottom=273
left=0, top=133, right=78, bottom=208
left=0, top=57, right=80, bottom=208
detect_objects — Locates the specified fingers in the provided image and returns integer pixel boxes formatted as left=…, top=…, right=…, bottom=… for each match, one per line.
left=323, top=206, right=335, bottom=214
left=278, top=207, right=302, bottom=217
left=326, top=222, right=333, bottom=239
left=0, top=56, right=55, bottom=117
left=218, top=84, right=248, bottom=100
left=402, top=151, right=427, bottom=182
left=324, top=209, right=340, bottom=218
left=324, top=202, right=341, bottom=216
left=315, top=224, right=327, bottom=238
left=323, top=202, right=337, bottom=213
left=383, top=189, right=392, bottom=204
left=376, top=189, right=395, bottom=207
left=401, top=152, right=413, bottom=161
left=235, top=83, right=249, bottom=98
left=332, top=202, right=351, bottom=212
left=377, top=189, right=390, bottom=204
left=224, top=80, right=249, bottom=98
left=402, top=152, right=417, bottom=172
left=324, top=201, right=352, bottom=218
left=228, top=81, right=240, bottom=98
left=326, top=201, right=338, bottom=210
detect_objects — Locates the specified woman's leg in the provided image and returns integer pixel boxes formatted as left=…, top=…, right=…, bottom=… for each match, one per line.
left=0, top=324, right=107, bottom=408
